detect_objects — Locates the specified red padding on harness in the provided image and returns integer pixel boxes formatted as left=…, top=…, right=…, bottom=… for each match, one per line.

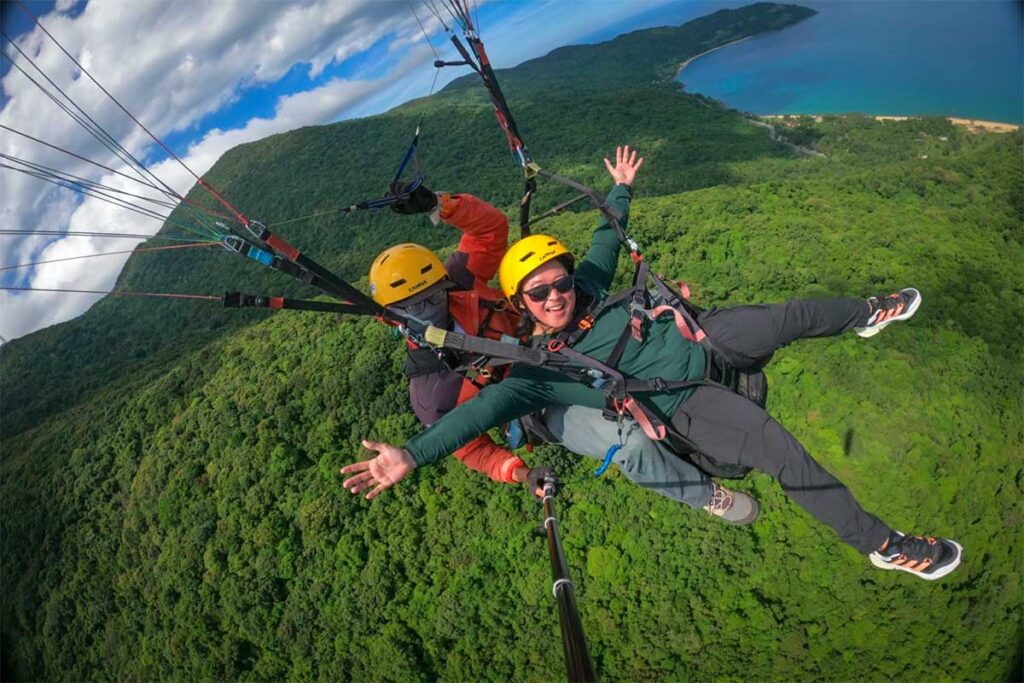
left=650, top=305, right=699, bottom=343
left=269, top=297, right=285, bottom=310
left=623, top=397, right=667, bottom=441
left=266, top=234, right=300, bottom=262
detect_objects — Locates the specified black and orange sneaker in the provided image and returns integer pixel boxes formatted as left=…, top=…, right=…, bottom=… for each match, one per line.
left=855, top=287, right=921, bottom=337
left=869, top=531, right=963, bottom=580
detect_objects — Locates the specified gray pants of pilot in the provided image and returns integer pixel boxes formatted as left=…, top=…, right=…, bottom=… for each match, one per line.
left=541, top=404, right=714, bottom=509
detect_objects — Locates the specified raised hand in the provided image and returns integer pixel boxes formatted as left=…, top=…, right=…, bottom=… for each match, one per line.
left=603, top=145, right=644, bottom=187
left=340, top=440, right=417, bottom=500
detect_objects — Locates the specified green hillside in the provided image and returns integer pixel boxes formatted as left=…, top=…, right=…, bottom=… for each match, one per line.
left=3, top=3, right=1022, bottom=681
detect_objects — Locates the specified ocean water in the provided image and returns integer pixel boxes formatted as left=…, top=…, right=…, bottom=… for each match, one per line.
left=678, top=0, right=1023, bottom=124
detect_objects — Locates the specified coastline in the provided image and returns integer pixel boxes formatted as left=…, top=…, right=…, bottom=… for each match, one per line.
left=675, top=37, right=751, bottom=82
left=762, top=114, right=1020, bottom=133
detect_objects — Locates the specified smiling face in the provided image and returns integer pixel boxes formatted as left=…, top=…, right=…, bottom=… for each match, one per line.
left=520, top=259, right=576, bottom=334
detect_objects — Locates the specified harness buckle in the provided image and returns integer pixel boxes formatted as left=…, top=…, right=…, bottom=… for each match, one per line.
left=220, top=235, right=246, bottom=254
left=577, top=315, right=594, bottom=331
left=546, top=339, right=565, bottom=353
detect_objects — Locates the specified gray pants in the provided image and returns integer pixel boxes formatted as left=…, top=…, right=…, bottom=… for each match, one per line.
left=541, top=404, right=714, bottom=509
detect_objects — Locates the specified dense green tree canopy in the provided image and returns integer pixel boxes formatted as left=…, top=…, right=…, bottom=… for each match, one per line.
left=2, top=4, right=1021, bottom=681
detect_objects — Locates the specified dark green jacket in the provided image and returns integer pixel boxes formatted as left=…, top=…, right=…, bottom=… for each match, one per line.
left=405, top=184, right=706, bottom=466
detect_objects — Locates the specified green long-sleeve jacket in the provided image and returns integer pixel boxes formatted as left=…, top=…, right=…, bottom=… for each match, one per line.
left=405, top=183, right=706, bottom=467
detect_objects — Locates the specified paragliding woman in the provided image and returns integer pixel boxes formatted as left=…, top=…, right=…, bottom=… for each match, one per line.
left=343, top=146, right=962, bottom=581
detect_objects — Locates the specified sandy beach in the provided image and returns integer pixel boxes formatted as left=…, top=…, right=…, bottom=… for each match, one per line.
left=762, top=114, right=1019, bottom=133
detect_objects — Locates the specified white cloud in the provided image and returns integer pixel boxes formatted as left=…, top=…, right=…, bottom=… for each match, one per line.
left=1, top=0, right=682, bottom=342
left=1, top=0, right=440, bottom=341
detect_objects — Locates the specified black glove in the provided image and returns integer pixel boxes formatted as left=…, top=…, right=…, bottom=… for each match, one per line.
left=389, top=181, right=437, bottom=215
left=527, top=466, right=560, bottom=498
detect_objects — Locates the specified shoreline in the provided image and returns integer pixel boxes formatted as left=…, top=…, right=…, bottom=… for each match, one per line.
left=675, top=37, right=752, bottom=82
left=761, top=114, right=1020, bottom=133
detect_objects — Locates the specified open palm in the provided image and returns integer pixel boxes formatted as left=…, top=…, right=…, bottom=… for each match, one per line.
left=340, top=440, right=416, bottom=500
left=604, top=145, right=644, bottom=186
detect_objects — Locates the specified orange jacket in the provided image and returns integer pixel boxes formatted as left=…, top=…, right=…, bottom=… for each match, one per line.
left=405, top=193, right=526, bottom=483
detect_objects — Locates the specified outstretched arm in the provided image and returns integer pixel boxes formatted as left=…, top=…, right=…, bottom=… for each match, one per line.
left=340, top=369, right=604, bottom=500
left=576, top=145, right=644, bottom=293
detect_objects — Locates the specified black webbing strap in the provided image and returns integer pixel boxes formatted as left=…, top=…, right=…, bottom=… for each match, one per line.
left=531, top=167, right=641, bottom=247
left=520, top=176, right=537, bottom=237
left=535, top=168, right=623, bottom=222
left=244, top=221, right=391, bottom=318
left=623, top=377, right=711, bottom=394
left=423, top=325, right=566, bottom=368
left=546, top=341, right=626, bottom=401
left=221, top=291, right=379, bottom=316
left=628, top=258, right=651, bottom=341
left=222, top=237, right=358, bottom=304
left=526, top=192, right=589, bottom=229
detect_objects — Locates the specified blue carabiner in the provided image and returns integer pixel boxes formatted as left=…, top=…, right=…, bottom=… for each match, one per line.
left=593, top=443, right=621, bottom=477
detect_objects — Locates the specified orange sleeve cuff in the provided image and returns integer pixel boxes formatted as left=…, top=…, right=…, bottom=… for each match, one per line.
left=499, top=456, right=527, bottom=484
left=438, top=192, right=456, bottom=220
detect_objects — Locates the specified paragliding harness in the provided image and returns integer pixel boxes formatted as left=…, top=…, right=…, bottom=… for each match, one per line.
left=417, top=174, right=766, bottom=480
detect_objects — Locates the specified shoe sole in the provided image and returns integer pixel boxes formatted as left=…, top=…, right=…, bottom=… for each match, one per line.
left=855, top=288, right=922, bottom=338
left=869, top=538, right=963, bottom=580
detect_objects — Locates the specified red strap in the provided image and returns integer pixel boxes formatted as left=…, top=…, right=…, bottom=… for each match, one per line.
left=650, top=305, right=707, bottom=343
left=630, top=314, right=643, bottom=341
left=265, top=234, right=300, bottom=262
left=269, top=297, right=284, bottom=310
left=622, top=397, right=667, bottom=441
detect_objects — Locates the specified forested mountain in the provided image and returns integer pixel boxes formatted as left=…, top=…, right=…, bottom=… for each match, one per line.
left=2, top=3, right=1021, bottom=681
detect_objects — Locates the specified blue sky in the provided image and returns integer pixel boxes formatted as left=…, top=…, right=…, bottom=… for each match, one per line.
left=2, top=0, right=740, bottom=341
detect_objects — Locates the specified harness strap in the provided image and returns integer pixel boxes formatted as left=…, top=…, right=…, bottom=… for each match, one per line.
left=243, top=221, right=392, bottom=319
left=650, top=274, right=706, bottom=342
left=628, top=258, right=650, bottom=342
left=221, top=291, right=379, bottom=315
left=621, top=397, right=667, bottom=441
left=423, top=325, right=566, bottom=368
left=649, top=304, right=705, bottom=343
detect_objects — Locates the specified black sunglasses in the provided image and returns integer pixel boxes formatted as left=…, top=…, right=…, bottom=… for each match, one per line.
left=522, top=275, right=575, bottom=303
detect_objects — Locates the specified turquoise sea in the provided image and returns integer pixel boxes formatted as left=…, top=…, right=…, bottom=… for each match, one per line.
left=675, top=0, right=1023, bottom=124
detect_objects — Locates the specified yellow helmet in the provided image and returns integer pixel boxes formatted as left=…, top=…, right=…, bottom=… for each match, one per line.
left=498, top=234, right=572, bottom=300
left=369, top=243, right=448, bottom=306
